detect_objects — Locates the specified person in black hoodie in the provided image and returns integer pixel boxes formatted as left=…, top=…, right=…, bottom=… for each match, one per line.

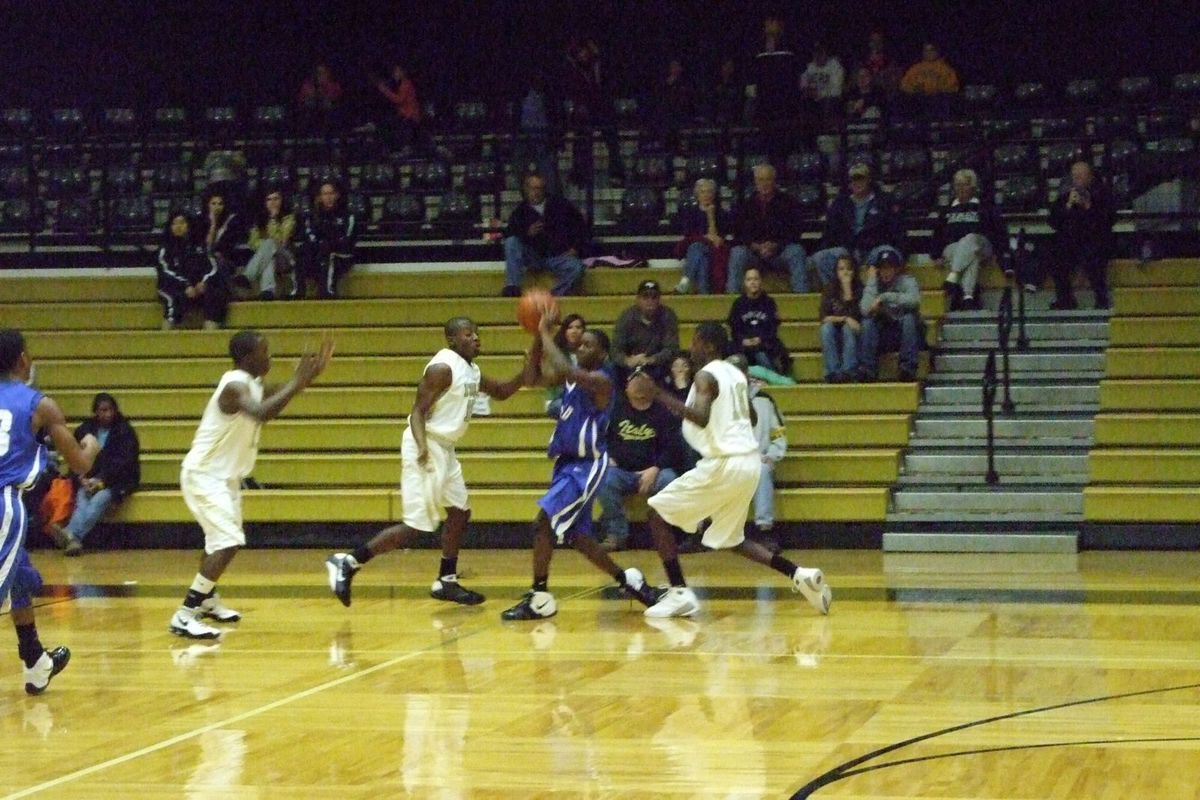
left=156, top=211, right=229, bottom=330
left=1048, top=161, right=1117, bottom=310
left=933, top=168, right=1007, bottom=311
left=728, top=267, right=792, bottom=377
left=501, top=174, right=587, bottom=297
left=194, top=189, right=241, bottom=276
left=46, top=392, right=140, bottom=556
left=297, top=180, right=357, bottom=299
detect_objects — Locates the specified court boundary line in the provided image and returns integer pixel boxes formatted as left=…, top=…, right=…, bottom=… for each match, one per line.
left=4, top=584, right=606, bottom=799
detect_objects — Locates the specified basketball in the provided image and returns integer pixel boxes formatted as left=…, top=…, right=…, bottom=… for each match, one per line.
left=517, top=288, right=558, bottom=334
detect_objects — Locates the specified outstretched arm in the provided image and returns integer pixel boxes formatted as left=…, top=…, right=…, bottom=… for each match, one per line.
left=630, top=368, right=716, bottom=429
left=218, top=333, right=334, bottom=422
left=537, top=310, right=611, bottom=409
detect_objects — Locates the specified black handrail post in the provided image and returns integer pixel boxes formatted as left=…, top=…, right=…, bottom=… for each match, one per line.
left=983, top=350, right=999, bottom=485
left=1015, top=227, right=1030, bottom=351
left=997, top=283, right=1016, bottom=414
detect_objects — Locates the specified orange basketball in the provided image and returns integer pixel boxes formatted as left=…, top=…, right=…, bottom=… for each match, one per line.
left=517, top=288, right=558, bottom=334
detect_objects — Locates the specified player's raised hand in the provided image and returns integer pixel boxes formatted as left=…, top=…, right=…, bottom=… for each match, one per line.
left=538, top=306, right=559, bottom=336
left=294, top=332, right=335, bottom=388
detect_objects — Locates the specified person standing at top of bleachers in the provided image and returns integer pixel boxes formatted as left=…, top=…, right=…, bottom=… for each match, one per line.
left=371, top=63, right=424, bottom=154
left=170, top=330, right=333, bottom=640
left=809, top=163, right=905, bottom=288
left=298, top=63, right=344, bottom=132
left=748, top=16, right=801, bottom=166
left=501, top=174, right=587, bottom=297
left=934, top=169, right=1008, bottom=311
left=726, top=164, right=808, bottom=293
left=1048, top=161, right=1117, bottom=310
left=296, top=180, right=357, bottom=300
left=899, top=42, right=959, bottom=116
left=156, top=211, right=230, bottom=330
left=800, top=43, right=845, bottom=130
left=1, top=329, right=99, bottom=692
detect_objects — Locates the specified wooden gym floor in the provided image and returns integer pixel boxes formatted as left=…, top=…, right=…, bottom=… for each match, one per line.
left=2, top=547, right=1199, bottom=799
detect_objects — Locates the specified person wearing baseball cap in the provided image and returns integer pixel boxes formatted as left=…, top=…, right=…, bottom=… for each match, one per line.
left=809, top=161, right=905, bottom=288
left=858, top=246, right=923, bottom=381
left=612, top=279, right=680, bottom=382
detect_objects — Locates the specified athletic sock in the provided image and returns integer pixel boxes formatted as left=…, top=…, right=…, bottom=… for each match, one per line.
left=612, top=568, right=627, bottom=587
left=351, top=546, right=373, bottom=566
left=183, top=573, right=216, bottom=609
left=664, top=558, right=686, bottom=587
left=439, top=557, right=458, bottom=581
left=769, top=553, right=799, bottom=579
left=15, top=623, right=43, bottom=669
left=532, top=576, right=549, bottom=593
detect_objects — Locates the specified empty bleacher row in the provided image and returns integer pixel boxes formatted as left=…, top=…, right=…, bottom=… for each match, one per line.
left=0, top=77, right=1196, bottom=249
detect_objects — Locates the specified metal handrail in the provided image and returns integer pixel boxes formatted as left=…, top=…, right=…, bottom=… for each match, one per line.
left=996, top=284, right=1017, bottom=414
left=982, top=350, right=999, bottom=485
left=1012, top=228, right=1030, bottom=350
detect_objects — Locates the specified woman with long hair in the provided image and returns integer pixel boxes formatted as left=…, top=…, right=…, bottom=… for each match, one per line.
left=819, top=254, right=864, bottom=382
left=240, top=187, right=296, bottom=300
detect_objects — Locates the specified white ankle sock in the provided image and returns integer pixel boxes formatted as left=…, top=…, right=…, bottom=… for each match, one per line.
left=190, top=574, right=216, bottom=595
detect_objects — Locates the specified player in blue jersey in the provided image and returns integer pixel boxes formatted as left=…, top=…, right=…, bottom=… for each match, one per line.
left=501, top=311, right=660, bottom=620
left=1, top=329, right=100, bottom=693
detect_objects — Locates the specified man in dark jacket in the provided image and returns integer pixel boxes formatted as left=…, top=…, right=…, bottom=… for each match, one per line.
left=726, top=164, right=808, bottom=293
left=502, top=174, right=587, bottom=297
left=596, top=373, right=685, bottom=551
left=809, top=163, right=905, bottom=286
left=1048, top=161, right=1117, bottom=309
left=48, top=392, right=140, bottom=555
left=612, top=280, right=680, bottom=382
left=933, top=168, right=1008, bottom=311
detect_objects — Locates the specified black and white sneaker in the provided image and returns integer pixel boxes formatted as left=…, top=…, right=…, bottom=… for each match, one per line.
left=325, top=554, right=360, bottom=608
left=431, top=577, right=485, bottom=605
left=24, top=646, right=70, bottom=696
left=620, top=568, right=662, bottom=608
left=500, top=591, right=557, bottom=621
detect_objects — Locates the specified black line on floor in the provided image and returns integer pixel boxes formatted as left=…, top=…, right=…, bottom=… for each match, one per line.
left=789, top=683, right=1200, bottom=798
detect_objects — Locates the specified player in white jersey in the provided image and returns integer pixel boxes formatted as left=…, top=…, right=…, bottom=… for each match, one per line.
left=326, top=317, right=532, bottom=608
left=629, top=321, right=832, bottom=618
left=170, top=330, right=333, bottom=639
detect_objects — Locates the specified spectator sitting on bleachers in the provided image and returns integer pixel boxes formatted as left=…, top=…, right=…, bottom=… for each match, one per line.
left=596, top=373, right=685, bottom=552
left=863, top=30, right=899, bottom=93
left=298, top=63, right=343, bottom=129
left=809, top=162, right=905, bottom=287
left=545, top=313, right=586, bottom=416
left=612, top=279, right=680, bottom=383
left=819, top=253, right=863, bottom=383
left=501, top=174, right=587, bottom=297
left=900, top=42, right=960, bottom=101
left=727, top=163, right=808, bottom=293
left=749, top=16, right=801, bottom=164
left=371, top=63, right=423, bottom=154
left=240, top=187, right=295, bottom=301
left=47, top=392, right=140, bottom=556
left=1048, top=161, right=1117, bottom=310
left=845, top=67, right=885, bottom=123
left=296, top=180, right=357, bottom=299
left=711, top=58, right=746, bottom=127
left=934, top=168, right=1007, bottom=311
left=663, top=352, right=700, bottom=473
left=800, top=43, right=845, bottom=127
left=859, top=248, right=922, bottom=382
left=728, top=266, right=793, bottom=379
left=156, top=211, right=229, bottom=330
left=674, top=178, right=731, bottom=295
left=195, top=189, right=240, bottom=277
left=726, top=353, right=787, bottom=544
left=514, top=74, right=561, bottom=195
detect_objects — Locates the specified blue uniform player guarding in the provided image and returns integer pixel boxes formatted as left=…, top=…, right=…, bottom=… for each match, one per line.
left=1, top=329, right=99, bottom=693
left=501, top=310, right=659, bottom=620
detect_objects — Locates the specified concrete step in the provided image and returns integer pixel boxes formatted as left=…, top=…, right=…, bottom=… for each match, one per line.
left=892, top=488, right=1084, bottom=514
left=882, top=531, right=1079, bottom=553
left=915, top=406, right=1099, bottom=417
left=887, top=510, right=1084, bottom=524
left=947, top=308, right=1111, bottom=323
left=908, top=436, right=1092, bottom=449
left=923, top=384, right=1100, bottom=407
left=903, top=451, right=1090, bottom=476
left=897, top=473, right=1088, bottom=486
left=940, top=321, right=1110, bottom=342
left=936, top=339, right=1108, bottom=351
left=924, top=370, right=1106, bottom=385
left=913, top=417, right=1094, bottom=440
left=935, top=352, right=1106, bottom=373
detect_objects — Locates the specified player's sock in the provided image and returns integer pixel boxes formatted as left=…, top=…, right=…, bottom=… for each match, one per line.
left=769, top=554, right=799, bottom=579
left=351, top=546, right=373, bottom=566
left=612, top=568, right=627, bottom=587
left=15, top=623, right=44, bottom=669
left=532, top=576, right=549, bottom=592
left=664, top=558, right=686, bottom=588
left=183, top=574, right=217, bottom=609
left=439, top=557, right=458, bottom=581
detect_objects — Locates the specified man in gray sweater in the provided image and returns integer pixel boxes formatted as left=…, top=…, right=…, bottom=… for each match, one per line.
left=859, top=248, right=922, bottom=381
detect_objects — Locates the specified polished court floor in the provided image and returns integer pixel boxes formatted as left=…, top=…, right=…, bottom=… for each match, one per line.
left=2, top=547, right=1200, bottom=799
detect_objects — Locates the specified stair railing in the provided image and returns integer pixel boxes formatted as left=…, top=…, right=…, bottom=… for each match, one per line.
left=982, top=350, right=1000, bottom=485
left=1012, top=227, right=1030, bottom=350
left=996, top=283, right=1017, bottom=414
